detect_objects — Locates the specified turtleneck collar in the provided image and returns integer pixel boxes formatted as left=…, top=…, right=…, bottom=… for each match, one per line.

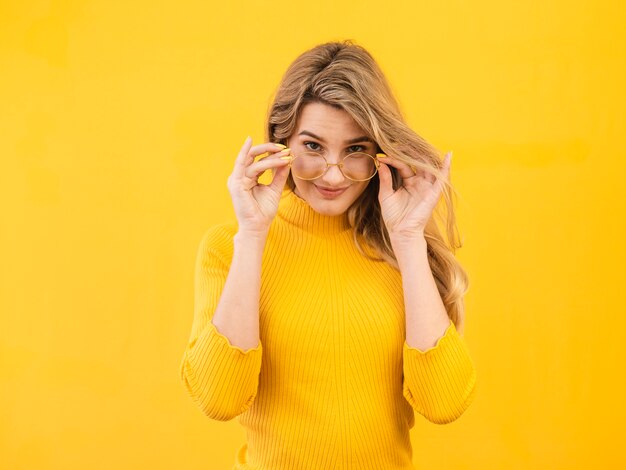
left=276, top=187, right=352, bottom=235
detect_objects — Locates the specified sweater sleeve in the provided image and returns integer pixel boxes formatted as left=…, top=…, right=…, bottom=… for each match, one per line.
left=402, top=319, right=477, bottom=424
left=179, top=224, right=263, bottom=421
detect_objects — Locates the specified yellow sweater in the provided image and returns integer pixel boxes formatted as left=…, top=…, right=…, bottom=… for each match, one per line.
left=180, top=187, right=477, bottom=469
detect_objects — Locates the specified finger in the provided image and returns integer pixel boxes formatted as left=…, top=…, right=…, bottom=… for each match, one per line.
left=234, top=136, right=254, bottom=177
left=245, top=149, right=291, bottom=183
left=431, top=151, right=452, bottom=194
left=254, top=146, right=291, bottom=163
left=438, top=151, right=452, bottom=187
left=236, top=139, right=286, bottom=177
left=377, top=160, right=394, bottom=203
left=425, top=152, right=452, bottom=185
left=246, top=142, right=289, bottom=167
left=376, top=154, right=417, bottom=179
left=244, top=153, right=291, bottom=180
left=268, top=157, right=292, bottom=193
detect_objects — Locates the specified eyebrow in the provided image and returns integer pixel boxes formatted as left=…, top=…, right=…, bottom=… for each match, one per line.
left=298, top=130, right=374, bottom=145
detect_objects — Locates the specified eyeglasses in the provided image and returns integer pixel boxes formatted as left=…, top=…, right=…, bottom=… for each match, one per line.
left=287, top=151, right=385, bottom=182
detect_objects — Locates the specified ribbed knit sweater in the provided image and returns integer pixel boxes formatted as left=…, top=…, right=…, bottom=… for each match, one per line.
left=180, top=187, right=477, bottom=469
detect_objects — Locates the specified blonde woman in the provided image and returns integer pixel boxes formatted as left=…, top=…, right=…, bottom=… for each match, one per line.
left=180, top=40, right=477, bottom=469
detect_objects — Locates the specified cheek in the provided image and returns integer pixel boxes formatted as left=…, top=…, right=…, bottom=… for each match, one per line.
left=293, top=179, right=314, bottom=200
left=352, top=182, right=370, bottom=197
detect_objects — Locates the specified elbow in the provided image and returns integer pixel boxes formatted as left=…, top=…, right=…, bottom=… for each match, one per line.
left=403, top=371, right=478, bottom=425
left=179, top=358, right=258, bottom=421
left=198, top=393, right=257, bottom=422
left=428, top=379, right=477, bottom=424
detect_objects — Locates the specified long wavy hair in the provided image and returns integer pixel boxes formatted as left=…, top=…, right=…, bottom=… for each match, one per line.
left=265, top=40, right=470, bottom=335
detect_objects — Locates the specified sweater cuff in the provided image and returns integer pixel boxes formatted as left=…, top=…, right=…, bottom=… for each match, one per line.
left=180, top=321, right=263, bottom=420
left=402, top=320, right=477, bottom=424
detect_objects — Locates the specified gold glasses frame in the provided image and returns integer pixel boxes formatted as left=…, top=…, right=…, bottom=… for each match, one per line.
left=287, top=151, right=387, bottom=182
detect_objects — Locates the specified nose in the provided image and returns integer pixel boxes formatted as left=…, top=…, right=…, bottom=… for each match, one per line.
left=319, top=158, right=347, bottom=187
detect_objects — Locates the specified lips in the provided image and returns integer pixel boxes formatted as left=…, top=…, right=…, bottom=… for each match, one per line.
left=315, top=185, right=348, bottom=197
left=316, top=186, right=349, bottom=191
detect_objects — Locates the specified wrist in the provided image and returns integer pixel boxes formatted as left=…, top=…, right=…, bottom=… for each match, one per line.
left=389, top=233, right=427, bottom=250
left=390, top=235, right=428, bottom=268
left=234, top=229, right=269, bottom=245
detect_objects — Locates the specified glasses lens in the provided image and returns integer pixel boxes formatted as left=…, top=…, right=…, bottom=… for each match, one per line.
left=342, top=153, right=377, bottom=181
left=291, top=152, right=326, bottom=180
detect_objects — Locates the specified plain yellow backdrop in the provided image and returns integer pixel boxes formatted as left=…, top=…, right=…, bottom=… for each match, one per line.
left=1, top=0, right=625, bottom=468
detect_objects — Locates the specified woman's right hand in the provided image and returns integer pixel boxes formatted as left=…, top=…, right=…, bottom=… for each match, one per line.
left=227, top=136, right=292, bottom=236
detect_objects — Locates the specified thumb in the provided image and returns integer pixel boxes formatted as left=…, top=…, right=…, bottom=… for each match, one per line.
left=269, top=163, right=291, bottom=193
left=377, top=160, right=394, bottom=202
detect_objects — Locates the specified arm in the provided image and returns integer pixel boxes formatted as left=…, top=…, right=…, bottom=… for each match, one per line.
left=393, top=235, right=477, bottom=424
left=211, top=230, right=267, bottom=351
left=179, top=225, right=267, bottom=421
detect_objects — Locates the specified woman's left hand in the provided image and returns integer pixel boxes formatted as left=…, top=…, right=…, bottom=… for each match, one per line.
left=376, top=151, right=452, bottom=242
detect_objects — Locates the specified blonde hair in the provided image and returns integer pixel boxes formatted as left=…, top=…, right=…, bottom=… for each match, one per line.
left=265, top=40, right=470, bottom=335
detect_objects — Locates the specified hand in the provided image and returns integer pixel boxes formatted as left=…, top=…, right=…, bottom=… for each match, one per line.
left=227, top=136, right=292, bottom=235
left=376, top=151, right=452, bottom=242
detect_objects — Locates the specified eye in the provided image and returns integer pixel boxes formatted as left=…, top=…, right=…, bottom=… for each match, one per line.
left=303, top=141, right=322, bottom=151
left=348, top=145, right=366, bottom=153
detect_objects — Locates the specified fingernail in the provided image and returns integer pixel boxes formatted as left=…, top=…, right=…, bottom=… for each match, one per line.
left=376, top=153, right=387, bottom=158
left=274, top=143, right=287, bottom=149
left=279, top=156, right=292, bottom=160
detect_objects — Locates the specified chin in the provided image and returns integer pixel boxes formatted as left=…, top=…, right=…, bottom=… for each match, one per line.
left=298, top=183, right=362, bottom=215
left=310, top=200, right=349, bottom=216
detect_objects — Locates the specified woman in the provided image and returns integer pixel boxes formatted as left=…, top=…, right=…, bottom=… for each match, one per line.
left=180, top=40, right=477, bottom=469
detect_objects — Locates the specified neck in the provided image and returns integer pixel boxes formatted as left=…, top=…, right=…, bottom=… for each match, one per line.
left=276, top=187, right=352, bottom=235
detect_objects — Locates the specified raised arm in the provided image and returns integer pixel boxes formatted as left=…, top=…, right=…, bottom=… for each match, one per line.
left=179, top=136, right=293, bottom=421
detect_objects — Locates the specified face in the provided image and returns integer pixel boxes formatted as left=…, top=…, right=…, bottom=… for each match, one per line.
left=286, top=102, right=377, bottom=217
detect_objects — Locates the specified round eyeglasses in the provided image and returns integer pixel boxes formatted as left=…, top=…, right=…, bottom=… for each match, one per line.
left=287, top=151, right=384, bottom=182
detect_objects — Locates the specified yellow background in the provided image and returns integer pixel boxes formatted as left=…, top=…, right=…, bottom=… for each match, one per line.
left=1, top=0, right=625, bottom=468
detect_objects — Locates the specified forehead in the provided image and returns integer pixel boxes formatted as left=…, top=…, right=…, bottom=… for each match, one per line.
left=295, top=102, right=365, bottom=137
